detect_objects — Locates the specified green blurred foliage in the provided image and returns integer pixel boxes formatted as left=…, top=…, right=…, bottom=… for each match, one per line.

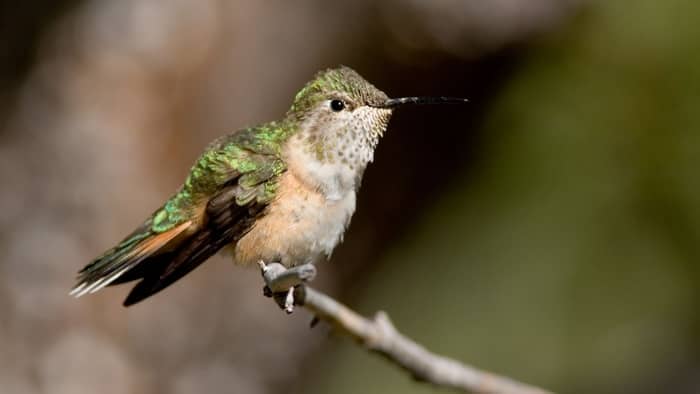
left=306, top=1, right=700, bottom=393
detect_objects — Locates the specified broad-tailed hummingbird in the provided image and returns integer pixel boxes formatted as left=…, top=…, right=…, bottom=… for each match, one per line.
left=71, top=66, right=468, bottom=306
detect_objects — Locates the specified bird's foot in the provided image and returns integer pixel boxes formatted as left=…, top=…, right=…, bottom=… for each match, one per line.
left=259, top=261, right=316, bottom=314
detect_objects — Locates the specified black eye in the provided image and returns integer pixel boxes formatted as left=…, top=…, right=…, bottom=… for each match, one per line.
left=330, top=99, right=345, bottom=112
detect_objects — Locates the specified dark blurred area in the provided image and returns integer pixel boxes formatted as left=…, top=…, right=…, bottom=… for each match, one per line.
left=1, top=1, right=699, bottom=393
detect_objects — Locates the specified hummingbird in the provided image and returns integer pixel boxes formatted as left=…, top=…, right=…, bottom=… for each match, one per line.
left=71, top=66, right=468, bottom=306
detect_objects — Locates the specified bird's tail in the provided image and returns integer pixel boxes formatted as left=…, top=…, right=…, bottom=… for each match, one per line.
left=70, top=220, right=192, bottom=298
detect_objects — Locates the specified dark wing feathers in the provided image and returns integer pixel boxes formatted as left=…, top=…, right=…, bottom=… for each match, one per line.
left=121, top=184, right=266, bottom=306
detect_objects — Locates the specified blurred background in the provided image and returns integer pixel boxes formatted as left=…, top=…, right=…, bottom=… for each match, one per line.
left=1, top=1, right=699, bottom=393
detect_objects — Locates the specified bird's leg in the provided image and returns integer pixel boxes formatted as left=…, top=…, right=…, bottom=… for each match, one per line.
left=283, top=287, right=295, bottom=314
left=258, top=260, right=316, bottom=314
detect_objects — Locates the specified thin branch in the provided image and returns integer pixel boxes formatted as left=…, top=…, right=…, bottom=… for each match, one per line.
left=258, top=262, right=554, bottom=394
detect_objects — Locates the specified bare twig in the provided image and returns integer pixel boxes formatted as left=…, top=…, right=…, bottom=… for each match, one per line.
left=258, top=261, right=554, bottom=394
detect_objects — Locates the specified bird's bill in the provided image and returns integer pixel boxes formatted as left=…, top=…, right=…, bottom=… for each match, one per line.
left=371, top=96, right=469, bottom=109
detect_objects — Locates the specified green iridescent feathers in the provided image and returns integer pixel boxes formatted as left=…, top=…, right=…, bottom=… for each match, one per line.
left=287, top=66, right=387, bottom=119
left=150, top=122, right=290, bottom=234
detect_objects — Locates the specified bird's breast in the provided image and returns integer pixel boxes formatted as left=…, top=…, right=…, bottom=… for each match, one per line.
left=230, top=171, right=356, bottom=267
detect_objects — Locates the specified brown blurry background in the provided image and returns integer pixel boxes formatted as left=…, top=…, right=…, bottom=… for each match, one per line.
left=2, top=1, right=700, bottom=393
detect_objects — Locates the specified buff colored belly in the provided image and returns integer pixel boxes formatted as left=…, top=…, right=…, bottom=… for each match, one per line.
left=231, top=171, right=356, bottom=267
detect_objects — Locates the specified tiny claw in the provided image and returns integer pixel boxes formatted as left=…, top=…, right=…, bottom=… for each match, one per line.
left=284, top=287, right=295, bottom=314
left=257, top=260, right=268, bottom=272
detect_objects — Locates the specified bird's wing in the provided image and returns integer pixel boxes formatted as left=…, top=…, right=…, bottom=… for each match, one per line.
left=72, top=125, right=288, bottom=305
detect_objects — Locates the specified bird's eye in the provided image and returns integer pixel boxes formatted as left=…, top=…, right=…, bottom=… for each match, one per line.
left=330, top=99, right=345, bottom=112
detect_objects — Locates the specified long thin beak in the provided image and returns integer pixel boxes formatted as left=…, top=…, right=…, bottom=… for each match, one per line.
left=371, top=96, right=469, bottom=109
